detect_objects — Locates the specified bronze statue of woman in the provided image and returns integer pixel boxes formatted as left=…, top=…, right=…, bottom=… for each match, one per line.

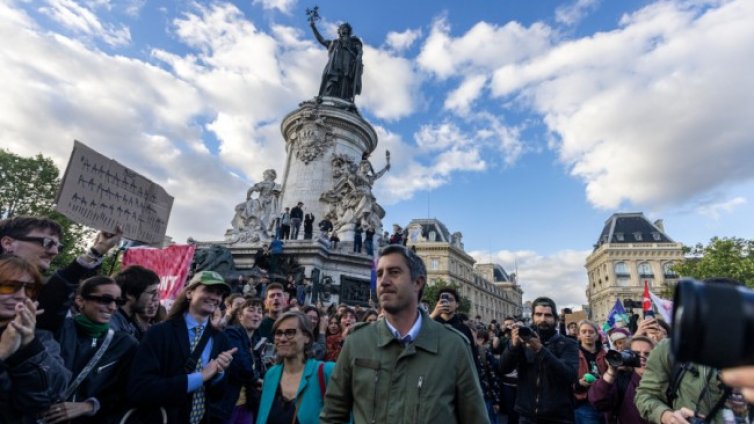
left=308, top=8, right=363, bottom=102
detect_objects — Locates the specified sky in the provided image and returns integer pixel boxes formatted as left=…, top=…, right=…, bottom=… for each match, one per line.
left=2, top=0, right=754, bottom=309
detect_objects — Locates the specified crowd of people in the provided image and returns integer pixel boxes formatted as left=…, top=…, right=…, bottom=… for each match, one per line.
left=0, top=214, right=752, bottom=424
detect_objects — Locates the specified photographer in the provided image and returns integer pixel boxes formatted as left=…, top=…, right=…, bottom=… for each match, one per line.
left=635, top=279, right=739, bottom=424
left=431, top=287, right=479, bottom=366
left=500, top=297, right=579, bottom=423
left=588, top=336, right=655, bottom=424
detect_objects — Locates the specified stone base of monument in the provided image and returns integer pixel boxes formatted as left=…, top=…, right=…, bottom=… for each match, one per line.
left=197, top=239, right=376, bottom=307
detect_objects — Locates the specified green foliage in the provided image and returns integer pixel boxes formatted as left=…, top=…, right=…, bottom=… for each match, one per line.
left=673, top=237, right=754, bottom=288
left=422, top=278, right=471, bottom=314
left=0, top=149, right=93, bottom=271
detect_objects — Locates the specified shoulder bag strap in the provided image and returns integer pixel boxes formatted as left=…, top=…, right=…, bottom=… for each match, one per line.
left=184, top=326, right=213, bottom=373
left=62, top=329, right=115, bottom=401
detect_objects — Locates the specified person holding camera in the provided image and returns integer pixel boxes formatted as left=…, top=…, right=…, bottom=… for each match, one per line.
left=500, top=297, right=579, bottom=424
left=431, top=287, right=480, bottom=370
left=588, top=336, right=655, bottom=424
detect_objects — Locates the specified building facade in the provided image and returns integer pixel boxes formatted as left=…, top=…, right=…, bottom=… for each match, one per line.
left=585, top=213, right=683, bottom=323
left=404, top=218, right=524, bottom=322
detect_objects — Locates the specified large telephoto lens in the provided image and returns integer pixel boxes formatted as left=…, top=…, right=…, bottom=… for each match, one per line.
left=672, top=279, right=754, bottom=368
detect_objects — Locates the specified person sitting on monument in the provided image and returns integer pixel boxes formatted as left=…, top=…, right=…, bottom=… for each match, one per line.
left=328, top=231, right=340, bottom=250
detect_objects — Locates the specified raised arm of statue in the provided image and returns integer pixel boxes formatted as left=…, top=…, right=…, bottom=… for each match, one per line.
left=310, top=20, right=329, bottom=48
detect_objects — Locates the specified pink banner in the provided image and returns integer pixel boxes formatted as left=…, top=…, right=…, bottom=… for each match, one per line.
left=122, top=244, right=196, bottom=301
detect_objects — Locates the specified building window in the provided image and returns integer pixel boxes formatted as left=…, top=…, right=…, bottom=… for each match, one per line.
left=633, top=232, right=643, bottom=241
left=652, top=232, right=661, bottom=241
left=431, top=258, right=439, bottom=270
left=615, top=262, right=630, bottom=287
left=638, top=262, right=654, bottom=278
left=615, top=232, right=624, bottom=241
left=663, top=262, right=678, bottom=279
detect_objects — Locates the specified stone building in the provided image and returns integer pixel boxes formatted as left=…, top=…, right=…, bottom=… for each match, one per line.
left=585, top=212, right=683, bottom=322
left=404, top=218, right=523, bottom=322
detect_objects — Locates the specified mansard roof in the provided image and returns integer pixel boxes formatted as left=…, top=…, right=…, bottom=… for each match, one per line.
left=595, top=212, right=674, bottom=249
left=407, top=218, right=451, bottom=243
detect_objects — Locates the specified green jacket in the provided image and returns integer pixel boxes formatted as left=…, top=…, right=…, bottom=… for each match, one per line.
left=634, top=339, right=725, bottom=424
left=320, top=311, right=488, bottom=424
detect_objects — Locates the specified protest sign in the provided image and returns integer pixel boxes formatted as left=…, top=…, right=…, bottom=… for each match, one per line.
left=55, top=140, right=173, bottom=244
left=565, top=310, right=587, bottom=327
left=122, top=244, right=196, bottom=302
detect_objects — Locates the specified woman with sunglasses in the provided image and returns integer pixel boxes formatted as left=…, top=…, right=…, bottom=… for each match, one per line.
left=0, top=255, right=71, bottom=423
left=256, top=311, right=335, bottom=424
left=40, top=276, right=138, bottom=424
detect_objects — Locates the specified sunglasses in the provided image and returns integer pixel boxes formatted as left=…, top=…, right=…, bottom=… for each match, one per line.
left=14, top=236, right=64, bottom=251
left=273, top=328, right=299, bottom=339
left=84, top=295, right=126, bottom=306
left=0, top=280, right=39, bottom=298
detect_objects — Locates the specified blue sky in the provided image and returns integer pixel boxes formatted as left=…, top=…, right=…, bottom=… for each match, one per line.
left=3, top=0, right=754, bottom=307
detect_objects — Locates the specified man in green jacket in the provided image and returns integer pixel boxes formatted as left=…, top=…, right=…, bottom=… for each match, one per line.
left=634, top=338, right=725, bottom=424
left=320, top=244, right=488, bottom=424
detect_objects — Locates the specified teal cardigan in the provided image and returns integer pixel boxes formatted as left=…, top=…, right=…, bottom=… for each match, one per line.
left=257, top=359, right=335, bottom=424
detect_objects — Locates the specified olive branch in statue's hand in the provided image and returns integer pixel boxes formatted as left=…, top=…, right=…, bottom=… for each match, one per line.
left=306, top=6, right=320, bottom=23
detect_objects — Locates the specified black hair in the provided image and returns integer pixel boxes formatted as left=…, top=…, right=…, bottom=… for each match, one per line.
left=437, top=287, right=461, bottom=304
left=115, top=265, right=159, bottom=300
left=77, top=276, right=118, bottom=298
left=531, top=296, right=559, bottom=321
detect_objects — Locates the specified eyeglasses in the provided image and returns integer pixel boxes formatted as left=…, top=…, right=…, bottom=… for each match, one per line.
left=0, top=280, right=39, bottom=298
left=84, top=295, right=126, bottom=306
left=273, top=328, right=298, bottom=339
left=13, top=236, right=64, bottom=251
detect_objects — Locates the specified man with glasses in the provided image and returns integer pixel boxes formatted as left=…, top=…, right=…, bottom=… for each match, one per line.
left=0, top=216, right=121, bottom=331
left=589, top=336, right=655, bottom=424
left=320, top=244, right=488, bottom=424
left=111, top=265, right=161, bottom=342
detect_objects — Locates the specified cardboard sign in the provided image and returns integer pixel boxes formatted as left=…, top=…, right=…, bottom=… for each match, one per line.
left=55, top=140, right=173, bottom=244
left=565, top=310, right=587, bottom=327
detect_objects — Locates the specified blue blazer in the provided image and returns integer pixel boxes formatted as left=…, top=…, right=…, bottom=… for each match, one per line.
left=257, top=359, right=334, bottom=424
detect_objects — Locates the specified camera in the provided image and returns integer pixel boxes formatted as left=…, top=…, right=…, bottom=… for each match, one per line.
left=671, top=278, right=754, bottom=369
left=518, top=326, right=535, bottom=341
left=605, top=349, right=641, bottom=368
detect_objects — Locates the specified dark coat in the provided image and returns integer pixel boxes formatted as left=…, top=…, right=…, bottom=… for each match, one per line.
left=218, top=326, right=263, bottom=416
left=589, top=371, right=648, bottom=424
left=56, top=318, right=138, bottom=423
left=126, top=316, right=232, bottom=424
left=500, top=332, right=579, bottom=423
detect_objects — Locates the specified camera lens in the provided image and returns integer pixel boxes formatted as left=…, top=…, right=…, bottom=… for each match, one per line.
left=672, top=279, right=754, bottom=368
left=606, top=349, right=642, bottom=368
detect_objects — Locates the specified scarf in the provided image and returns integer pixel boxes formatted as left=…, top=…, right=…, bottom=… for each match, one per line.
left=74, top=314, right=110, bottom=339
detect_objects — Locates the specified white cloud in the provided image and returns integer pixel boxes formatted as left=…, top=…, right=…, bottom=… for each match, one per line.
left=417, top=17, right=554, bottom=80
left=469, top=249, right=591, bottom=308
left=252, top=0, right=296, bottom=14
left=555, top=0, right=601, bottom=26
left=697, top=196, right=747, bottom=220
left=360, top=45, right=423, bottom=120
left=414, top=122, right=468, bottom=152
left=38, top=0, right=131, bottom=46
left=489, top=0, right=754, bottom=211
left=385, top=28, right=422, bottom=52
left=444, top=74, right=487, bottom=115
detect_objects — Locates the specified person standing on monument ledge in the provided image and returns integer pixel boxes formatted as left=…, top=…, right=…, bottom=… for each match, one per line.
left=319, top=244, right=488, bottom=424
left=290, top=202, right=304, bottom=240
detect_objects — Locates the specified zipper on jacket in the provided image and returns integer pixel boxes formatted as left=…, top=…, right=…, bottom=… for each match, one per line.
left=371, top=370, right=379, bottom=424
left=413, top=376, right=423, bottom=424
left=534, top=360, right=542, bottom=416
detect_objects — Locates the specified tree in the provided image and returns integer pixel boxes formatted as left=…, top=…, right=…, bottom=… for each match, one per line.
left=673, top=237, right=754, bottom=289
left=0, top=149, right=93, bottom=271
left=422, top=279, right=471, bottom=314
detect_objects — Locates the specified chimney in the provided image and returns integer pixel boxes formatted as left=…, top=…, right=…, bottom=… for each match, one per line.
left=654, top=219, right=665, bottom=232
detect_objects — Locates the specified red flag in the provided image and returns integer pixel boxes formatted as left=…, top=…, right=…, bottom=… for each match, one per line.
left=122, top=244, right=196, bottom=302
left=642, top=280, right=654, bottom=318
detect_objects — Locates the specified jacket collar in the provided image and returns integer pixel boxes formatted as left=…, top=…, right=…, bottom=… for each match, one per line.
left=377, top=309, right=438, bottom=354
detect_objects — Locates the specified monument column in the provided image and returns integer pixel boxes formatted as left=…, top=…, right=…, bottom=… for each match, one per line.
left=279, top=97, right=379, bottom=240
